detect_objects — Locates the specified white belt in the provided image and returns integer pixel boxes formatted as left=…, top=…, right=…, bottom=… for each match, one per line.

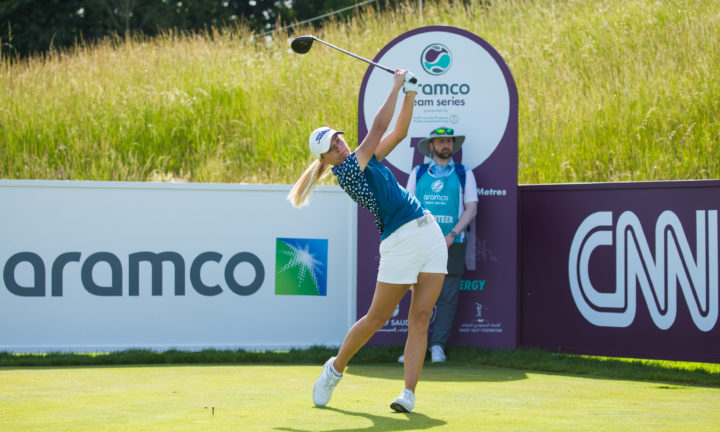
left=396, top=213, right=434, bottom=233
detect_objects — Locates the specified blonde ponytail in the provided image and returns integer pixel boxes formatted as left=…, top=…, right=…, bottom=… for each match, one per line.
left=287, top=159, right=332, bottom=208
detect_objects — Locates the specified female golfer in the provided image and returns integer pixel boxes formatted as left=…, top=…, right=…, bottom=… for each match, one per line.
left=287, top=69, right=447, bottom=413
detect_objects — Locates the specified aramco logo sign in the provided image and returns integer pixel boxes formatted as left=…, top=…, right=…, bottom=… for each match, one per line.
left=569, top=210, right=718, bottom=332
left=2, top=237, right=330, bottom=298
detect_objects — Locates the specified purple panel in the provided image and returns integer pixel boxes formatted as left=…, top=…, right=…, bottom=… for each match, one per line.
left=519, top=180, right=720, bottom=363
left=356, top=26, right=519, bottom=348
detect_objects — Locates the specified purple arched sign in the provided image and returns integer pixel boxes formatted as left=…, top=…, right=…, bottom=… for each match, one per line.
left=357, top=26, right=519, bottom=348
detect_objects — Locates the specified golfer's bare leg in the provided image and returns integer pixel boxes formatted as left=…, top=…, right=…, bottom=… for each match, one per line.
left=403, top=272, right=444, bottom=392
left=333, top=281, right=410, bottom=373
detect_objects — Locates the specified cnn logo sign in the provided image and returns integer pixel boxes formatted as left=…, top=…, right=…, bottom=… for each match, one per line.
left=569, top=210, right=718, bottom=332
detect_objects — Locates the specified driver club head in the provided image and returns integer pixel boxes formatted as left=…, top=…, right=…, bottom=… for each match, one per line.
left=290, top=35, right=315, bottom=54
left=289, top=34, right=414, bottom=82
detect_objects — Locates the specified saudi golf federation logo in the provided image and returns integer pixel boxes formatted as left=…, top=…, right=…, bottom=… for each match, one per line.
left=421, top=43, right=452, bottom=76
left=275, top=238, right=328, bottom=296
left=431, top=180, right=444, bottom=193
left=475, top=303, right=484, bottom=323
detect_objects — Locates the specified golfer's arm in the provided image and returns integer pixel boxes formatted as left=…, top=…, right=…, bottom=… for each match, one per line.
left=374, top=91, right=416, bottom=162
left=356, top=80, right=403, bottom=170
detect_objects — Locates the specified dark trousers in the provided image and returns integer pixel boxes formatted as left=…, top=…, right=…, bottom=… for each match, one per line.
left=429, top=274, right=462, bottom=349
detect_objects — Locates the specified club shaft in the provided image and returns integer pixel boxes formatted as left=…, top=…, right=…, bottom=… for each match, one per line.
left=314, top=38, right=395, bottom=75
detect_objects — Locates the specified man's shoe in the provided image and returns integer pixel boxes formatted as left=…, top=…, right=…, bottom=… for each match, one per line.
left=430, top=345, right=446, bottom=363
left=312, top=357, right=342, bottom=407
left=390, top=389, right=415, bottom=413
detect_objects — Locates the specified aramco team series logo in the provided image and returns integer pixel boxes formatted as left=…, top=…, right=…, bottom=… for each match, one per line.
left=275, top=238, right=328, bottom=296
left=421, top=43, right=452, bottom=76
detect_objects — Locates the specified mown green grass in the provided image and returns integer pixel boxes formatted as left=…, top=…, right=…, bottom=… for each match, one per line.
left=1, top=0, right=718, bottom=184
left=2, top=346, right=719, bottom=387
left=1, top=362, right=719, bottom=432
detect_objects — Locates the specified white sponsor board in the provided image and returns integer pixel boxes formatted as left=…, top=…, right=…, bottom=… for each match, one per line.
left=0, top=180, right=356, bottom=353
left=361, top=28, right=511, bottom=174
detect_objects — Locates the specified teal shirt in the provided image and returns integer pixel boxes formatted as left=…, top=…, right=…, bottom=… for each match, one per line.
left=333, top=154, right=425, bottom=240
left=415, top=161, right=463, bottom=243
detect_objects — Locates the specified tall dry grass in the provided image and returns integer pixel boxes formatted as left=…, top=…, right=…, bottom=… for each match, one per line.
left=1, top=0, right=718, bottom=184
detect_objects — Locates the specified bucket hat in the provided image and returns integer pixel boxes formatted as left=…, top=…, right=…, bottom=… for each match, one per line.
left=416, top=127, right=465, bottom=158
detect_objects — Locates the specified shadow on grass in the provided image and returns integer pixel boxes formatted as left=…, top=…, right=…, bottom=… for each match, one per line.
left=2, top=345, right=716, bottom=387
left=346, top=363, right=528, bottom=383
left=275, top=406, right=446, bottom=432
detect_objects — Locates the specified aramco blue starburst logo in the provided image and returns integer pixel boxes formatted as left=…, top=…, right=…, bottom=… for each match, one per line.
left=275, top=238, right=328, bottom=296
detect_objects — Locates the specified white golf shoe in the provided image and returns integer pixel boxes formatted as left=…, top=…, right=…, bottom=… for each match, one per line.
left=390, top=389, right=415, bottom=413
left=430, top=345, right=446, bottom=363
left=312, top=356, right=342, bottom=407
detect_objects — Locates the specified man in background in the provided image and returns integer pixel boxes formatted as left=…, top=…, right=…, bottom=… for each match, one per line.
left=401, top=127, right=478, bottom=363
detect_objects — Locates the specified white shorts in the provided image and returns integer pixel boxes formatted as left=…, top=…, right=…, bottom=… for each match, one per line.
left=377, top=213, right=448, bottom=284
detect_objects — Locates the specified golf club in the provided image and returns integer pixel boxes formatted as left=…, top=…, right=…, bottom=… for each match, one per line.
left=291, top=35, right=417, bottom=83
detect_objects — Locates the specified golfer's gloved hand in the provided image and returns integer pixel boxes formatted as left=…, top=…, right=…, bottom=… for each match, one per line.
left=403, top=72, right=418, bottom=94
